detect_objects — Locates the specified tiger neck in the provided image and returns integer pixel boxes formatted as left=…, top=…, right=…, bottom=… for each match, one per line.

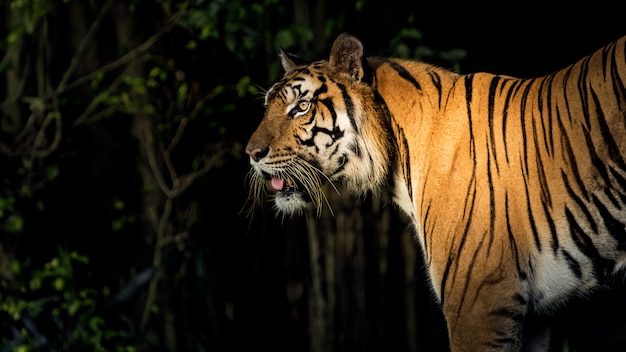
left=369, top=58, right=462, bottom=224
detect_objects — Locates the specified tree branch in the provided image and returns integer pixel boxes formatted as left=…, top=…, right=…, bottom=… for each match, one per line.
left=56, top=11, right=184, bottom=97
left=55, top=0, right=115, bottom=92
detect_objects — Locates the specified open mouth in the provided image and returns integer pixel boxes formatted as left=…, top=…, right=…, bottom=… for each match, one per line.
left=269, top=176, right=310, bottom=200
left=253, top=170, right=327, bottom=216
left=270, top=177, right=303, bottom=193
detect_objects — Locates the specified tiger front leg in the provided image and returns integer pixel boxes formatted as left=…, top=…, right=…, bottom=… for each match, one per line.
left=441, top=276, right=533, bottom=352
left=444, top=291, right=525, bottom=351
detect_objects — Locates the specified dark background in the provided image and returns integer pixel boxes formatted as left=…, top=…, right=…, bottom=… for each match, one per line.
left=0, top=0, right=624, bottom=351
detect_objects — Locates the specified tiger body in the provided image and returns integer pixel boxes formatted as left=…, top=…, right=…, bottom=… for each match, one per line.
left=245, top=33, right=626, bottom=351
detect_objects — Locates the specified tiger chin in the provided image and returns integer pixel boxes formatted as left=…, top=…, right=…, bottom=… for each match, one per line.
left=246, top=32, right=626, bottom=352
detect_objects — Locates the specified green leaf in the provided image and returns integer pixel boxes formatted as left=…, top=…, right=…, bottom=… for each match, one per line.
left=439, top=48, right=467, bottom=62
left=415, top=45, right=435, bottom=59
left=177, top=83, right=189, bottom=108
left=5, top=215, right=24, bottom=233
left=400, top=28, right=422, bottom=40
left=52, top=277, right=64, bottom=291
left=46, top=165, right=60, bottom=181
left=0, top=196, right=15, bottom=217
left=70, top=251, right=89, bottom=264
left=236, top=76, right=251, bottom=97
left=68, top=299, right=81, bottom=316
left=130, top=77, right=147, bottom=95
left=29, top=276, right=42, bottom=290
left=142, top=103, right=156, bottom=115
left=112, top=219, right=124, bottom=231
left=89, top=316, right=105, bottom=332
left=113, top=199, right=125, bottom=210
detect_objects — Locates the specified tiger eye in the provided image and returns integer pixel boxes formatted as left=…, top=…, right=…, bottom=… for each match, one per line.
left=298, top=101, right=309, bottom=111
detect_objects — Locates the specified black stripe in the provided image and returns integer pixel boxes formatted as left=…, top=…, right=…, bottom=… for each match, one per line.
left=501, top=79, right=517, bottom=164
left=320, top=98, right=337, bottom=126
left=422, top=200, right=432, bottom=264
left=608, top=42, right=626, bottom=131
left=591, top=87, right=626, bottom=174
left=385, top=59, right=422, bottom=91
left=465, top=75, right=477, bottom=163
left=557, top=113, right=590, bottom=201
left=514, top=293, right=528, bottom=305
left=577, top=56, right=592, bottom=129
left=565, top=207, right=613, bottom=280
left=485, top=338, right=518, bottom=349
left=601, top=41, right=612, bottom=78
left=440, top=256, right=452, bottom=307
left=374, top=91, right=411, bottom=202
left=592, top=194, right=626, bottom=251
left=451, top=181, right=480, bottom=319
left=601, top=182, right=621, bottom=209
left=349, top=142, right=361, bottom=157
left=439, top=173, right=478, bottom=307
left=487, top=76, right=501, bottom=175
left=561, top=170, right=598, bottom=233
left=520, top=162, right=542, bottom=252
left=560, top=66, right=576, bottom=125
left=537, top=74, right=555, bottom=157
left=337, top=82, right=358, bottom=133
left=561, top=249, right=582, bottom=278
left=427, top=69, right=444, bottom=107
left=540, top=199, right=559, bottom=255
left=305, top=125, right=344, bottom=146
left=505, top=192, right=528, bottom=280
left=328, top=153, right=348, bottom=178
left=313, top=82, right=328, bottom=99
left=565, top=207, right=597, bottom=257
left=519, top=79, right=535, bottom=179
left=485, top=138, right=496, bottom=257
left=532, top=120, right=552, bottom=208
left=456, top=224, right=486, bottom=321
left=296, top=67, right=311, bottom=75
left=490, top=307, right=525, bottom=324
left=397, top=125, right=412, bottom=201
left=545, top=74, right=557, bottom=157
left=582, top=122, right=612, bottom=188
left=609, top=166, right=626, bottom=204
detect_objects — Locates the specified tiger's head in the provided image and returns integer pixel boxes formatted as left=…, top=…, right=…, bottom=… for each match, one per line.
left=245, top=33, right=392, bottom=216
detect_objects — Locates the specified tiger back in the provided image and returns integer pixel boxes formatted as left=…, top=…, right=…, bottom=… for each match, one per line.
left=245, top=33, right=626, bottom=351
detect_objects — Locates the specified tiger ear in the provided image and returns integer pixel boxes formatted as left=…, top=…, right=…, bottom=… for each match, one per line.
left=279, top=49, right=308, bottom=73
left=329, top=33, right=365, bottom=82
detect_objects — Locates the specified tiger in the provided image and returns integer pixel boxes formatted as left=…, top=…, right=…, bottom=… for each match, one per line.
left=245, top=32, right=626, bottom=351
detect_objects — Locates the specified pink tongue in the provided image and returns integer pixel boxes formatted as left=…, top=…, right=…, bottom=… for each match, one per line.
left=271, top=177, right=285, bottom=191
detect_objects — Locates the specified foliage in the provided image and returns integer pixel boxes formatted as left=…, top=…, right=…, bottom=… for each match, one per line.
left=388, top=15, right=466, bottom=72
left=0, top=0, right=260, bottom=350
left=0, top=249, right=133, bottom=351
left=0, top=196, right=23, bottom=234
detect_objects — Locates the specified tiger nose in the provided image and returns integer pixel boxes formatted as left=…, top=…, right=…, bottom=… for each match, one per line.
left=245, top=147, right=268, bottom=162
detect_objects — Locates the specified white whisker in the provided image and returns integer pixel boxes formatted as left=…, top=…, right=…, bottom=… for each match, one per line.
left=301, top=160, right=341, bottom=196
left=291, top=159, right=334, bottom=217
left=245, top=155, right=336, bottom=218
